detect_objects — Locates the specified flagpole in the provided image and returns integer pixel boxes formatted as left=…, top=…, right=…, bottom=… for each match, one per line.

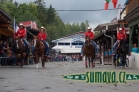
left=14, top=17, right=15, bottom=35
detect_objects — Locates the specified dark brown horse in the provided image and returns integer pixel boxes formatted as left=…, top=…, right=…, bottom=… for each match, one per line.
left=14, top=37, right=25, bottom=67
left=33, top=36, right=46, bottom=68
left=83, top=36, right=95, bottom=68
left=116, top=39, right=127, bottom=68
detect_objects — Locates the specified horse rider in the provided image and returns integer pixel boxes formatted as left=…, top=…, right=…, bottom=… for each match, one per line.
left=112, top=27, right=125, bottom=55
left=37, top=26, right=50, bottom=57
left=81, top=27, right=99, bottom=56
left=15, top=23, right=31, bottom=55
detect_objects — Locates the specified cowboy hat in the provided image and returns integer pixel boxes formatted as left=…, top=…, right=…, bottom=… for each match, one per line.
left=87, top=27, right=91, bottom=30
left=119, top=28, right=122, bottom=30
left=19, top=23, right=23, bottom=26
left=19, top=23, right=24, bottom=27
left=40, top=26, right=45, bottom=29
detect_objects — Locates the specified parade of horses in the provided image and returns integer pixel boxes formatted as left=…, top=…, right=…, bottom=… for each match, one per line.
left=0, top=0, right=139, bottom=92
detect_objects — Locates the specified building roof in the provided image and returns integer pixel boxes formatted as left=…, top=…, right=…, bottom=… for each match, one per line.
left=61, top=31, right=85, bottom=38
left=93, top=22, right=119, bottom=31
left=124, top=5, right=139, bottom=22
left=0, top=8, right=12, bottom=21
left=52, top=31, right=85, bottom=43
left=20, top=21, right=39, bottom=30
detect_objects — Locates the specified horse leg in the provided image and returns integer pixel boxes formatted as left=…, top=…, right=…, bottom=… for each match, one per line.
left=85, top=56, right=88, bottom=68
left=121, top=54, right=126, bottom=68
left=27, top=56, right=30, bottom=65
left=90, top=57, right=94, bottom=67
left=36, top=55, right=39, bottom=69
left=41, top=55, right=45, bottom=68
left=20, top=57, right=24, bottom=68
left=89, top=58, right=91, bottom=68
left=42, top=60, right=45, bottom=68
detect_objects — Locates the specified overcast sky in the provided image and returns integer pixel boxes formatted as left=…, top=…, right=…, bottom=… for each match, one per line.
left=14, top=0, right=126, bottom=30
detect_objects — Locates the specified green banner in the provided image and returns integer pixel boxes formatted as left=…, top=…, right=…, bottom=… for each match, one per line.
left=63, top=71, right=139, bottom=84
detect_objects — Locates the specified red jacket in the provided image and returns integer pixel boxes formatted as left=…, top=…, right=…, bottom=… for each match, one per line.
left=117, top=32, right=125, bottom=40
left=85, top=31, right=94, bottom=40
left=15, top=28, right=26, bottom=38
left=38, top=32, right=47, bottom=41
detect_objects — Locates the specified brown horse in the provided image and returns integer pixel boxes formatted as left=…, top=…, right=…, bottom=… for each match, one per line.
left=33, top=36, right=46, bottom=68
left=14, top=37, right=25, bottom=67
left=83, top=36, right=95, bottom=68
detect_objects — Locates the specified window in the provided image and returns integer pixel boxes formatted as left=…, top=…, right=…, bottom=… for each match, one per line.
left=72, top=43, right=78, bottom=45
left=79, top=43, right=84, bottom=45
left=58, top=43, right=64, bottom=45
left=58, top=43, right=70, bottom=45
left=65, top=43, right=70, bottom=45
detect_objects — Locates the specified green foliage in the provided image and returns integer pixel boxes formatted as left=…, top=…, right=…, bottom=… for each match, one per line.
left=0, top=0, right=90, bottom=42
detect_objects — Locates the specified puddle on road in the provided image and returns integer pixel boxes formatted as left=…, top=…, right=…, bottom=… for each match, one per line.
left=41, top=87, right=51, bottom=90
left=0, top=78, right=6, bottom=79
left=14, top=88, right=26, bottom=90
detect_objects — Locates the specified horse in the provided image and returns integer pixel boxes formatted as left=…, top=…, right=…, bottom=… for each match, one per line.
left=83, top=36, right=95, bottom=68
left=33, top=36, right=46, bottom=68
left=14, top=37, right=25, bottom=67
left=116, top=39, right=127, bottom=68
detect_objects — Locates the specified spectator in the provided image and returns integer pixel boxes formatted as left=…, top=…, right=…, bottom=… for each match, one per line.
left=76, top=54, right=80, bottom=61
left=30, top=41, right=34, bottom=55
left=2, top=41, right=8, bottom=66
left=108, top=48, right=112, bottom=56
left=131, top=43, right=138, bottom=53
left=7, top=49, right=16, bottom=66
left=0, top=40, right=3, bottom=66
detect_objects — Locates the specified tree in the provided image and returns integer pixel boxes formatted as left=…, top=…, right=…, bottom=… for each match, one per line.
left=80, top=22, right=86, bottom=31
left=0, top=1, right=91, bottom=42
left=46, top=4, right=55, bottom=25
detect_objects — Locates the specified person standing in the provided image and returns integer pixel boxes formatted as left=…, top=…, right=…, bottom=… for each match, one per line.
left=0, top=40, right=3, bottom=66
left=2, top=41, right=8, bottom=66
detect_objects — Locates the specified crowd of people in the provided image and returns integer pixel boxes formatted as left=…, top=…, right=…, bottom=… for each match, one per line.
left=0, top=23, right=50, bottom=66
left=0, top=40, right=16, bottom=66
left=51, top=54, right=81, bottom=62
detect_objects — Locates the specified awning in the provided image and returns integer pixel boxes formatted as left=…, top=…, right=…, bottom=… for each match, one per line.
left=0, top=26, right=14, bottom=36
left=60, top=48, right=81, bottom=53
left=52, top=46, right=63, bottom=50
left=94, top=22, right=119, bottom=31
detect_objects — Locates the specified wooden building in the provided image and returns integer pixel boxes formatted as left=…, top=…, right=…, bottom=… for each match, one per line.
left=94, top=22, right=118, bottom=65
left=124, top=0, right=139, bottom=68
left=124, top=0, right=139, bottom=49
left=0, top=8, right=14, bottom=46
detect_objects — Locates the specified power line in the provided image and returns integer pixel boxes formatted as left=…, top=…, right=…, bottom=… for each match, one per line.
left=55, top=8, right=124, bottom=11
left=1, top=6, right=124, bottom=11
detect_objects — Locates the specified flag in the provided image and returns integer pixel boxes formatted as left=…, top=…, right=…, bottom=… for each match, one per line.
left=14, top=18, right=19, bottom=33
left=112, top=0, right=118, bottom=8
left=104, top=0, right=111, bottom=10
left=104, top=1, right=109, bottom=10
